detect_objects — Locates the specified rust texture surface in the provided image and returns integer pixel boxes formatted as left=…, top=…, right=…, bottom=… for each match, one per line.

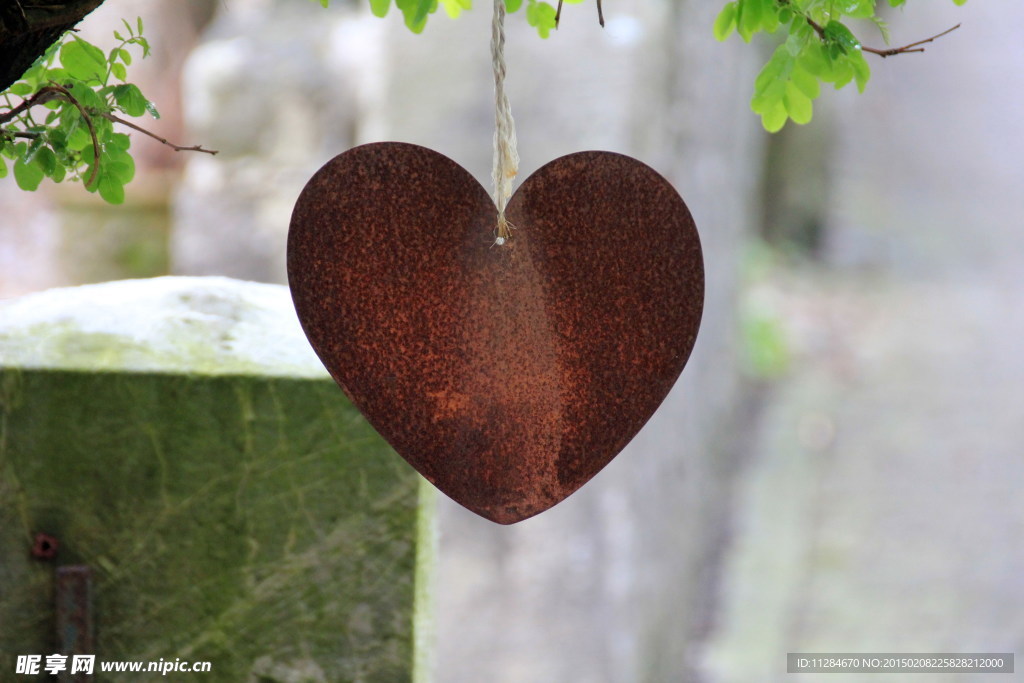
left=55, top=565, right=93, bottom=682
left=288, top=142, right=703, bottom=524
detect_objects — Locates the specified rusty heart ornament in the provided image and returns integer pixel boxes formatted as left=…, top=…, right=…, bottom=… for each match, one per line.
left=288, top=142, right=703, bottom=524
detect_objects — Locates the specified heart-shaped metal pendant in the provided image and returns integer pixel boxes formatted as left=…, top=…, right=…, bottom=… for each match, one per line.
left=288, top=142, right=703, bottom=523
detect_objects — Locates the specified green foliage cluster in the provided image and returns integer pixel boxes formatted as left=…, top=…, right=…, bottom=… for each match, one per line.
left=0, top=18, right=158, bottom=204
left=314, top=0, right=577, bottom=38
left=714, top=0, right=967, bottom=131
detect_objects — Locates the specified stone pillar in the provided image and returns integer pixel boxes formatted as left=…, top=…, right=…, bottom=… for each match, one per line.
left=0, top=277, right=434, bottom=681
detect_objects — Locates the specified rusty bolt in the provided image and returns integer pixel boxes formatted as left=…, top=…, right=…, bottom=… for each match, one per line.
left=31, top=532, right=59, bottom=561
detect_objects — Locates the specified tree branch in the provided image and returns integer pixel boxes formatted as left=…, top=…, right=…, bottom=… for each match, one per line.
left=2, top=84, right=217, bottom=192
left=99, top=112, right=218, bottom=155
left=861, top=23, right=961, bottom=58
left=0, top=85, right=60, bottom=125
left=804, top=15, right=961, bottom=58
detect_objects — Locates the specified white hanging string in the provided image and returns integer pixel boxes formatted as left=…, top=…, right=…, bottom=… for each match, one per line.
left=491, top=0, right=519, bottom=243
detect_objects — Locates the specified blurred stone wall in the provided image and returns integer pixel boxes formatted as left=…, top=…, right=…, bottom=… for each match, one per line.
left=696, top=5, right=1024, bottom=680
left=173, top=0, right=373, bottom=282
left=173, top=0, right=762, bottom=680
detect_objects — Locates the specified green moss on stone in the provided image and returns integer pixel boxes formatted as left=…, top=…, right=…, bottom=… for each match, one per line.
left=0, top=368, right=432, bottom=682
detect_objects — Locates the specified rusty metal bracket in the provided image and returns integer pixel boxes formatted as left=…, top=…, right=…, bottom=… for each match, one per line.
left=55, top=565, right=93, bottom=683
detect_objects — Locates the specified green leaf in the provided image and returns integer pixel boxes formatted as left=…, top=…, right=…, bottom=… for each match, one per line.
left=536, top=2, right=557, bottom=37
left=760, top=102, right=788, bottom=133
left=35, top=146, right=58, bottom=176
left=24, top=135, right=45, bottom=164
left=67, top=124, right=92, bottom=152
left=505, top=0, right=523, bottom=12
left=119, top=48, right=132, bottom=66
left=108, top=132, right=132, bottom=152
left=871, top=16, right=891, bottom=44
left=440, top=0, right=471, bottom=19
left=830, top=58, right=855, bottom=89
left=69, top=81, right=106, bottom=111
left=369, top=0, right=390, bottom=17
left=753, top=45, right=792, bottom=97
left=60, top=38, right=107, bottom=82
left=797, top=42, right=830, bottom=79
left=9, top=82, right=33, bottom=97
left=838, top=0, right=875, bottom=19
left=42, top=67, right=68, bottom=84
left=98, top=175, right=125, bottom=204
left=112, top=84, right=148, bottom=117
left=758, top=0, right=780, bottom=34
left=81, top=143, right=95, bottom=167
left=525, top=0, right=557, bottom=38
left=14, top=158, right=44, bottom=191
left=111, top=62, right=128, bottom=81
left=823, top=20, right=860, bottom=54
left=395, top=0, right=435, bottom=33
left=790, top=64, right=820, bottom=100
left=713, top=2, right=738, bottom=41
left=783, top=81, right=812, bottom=124
left=736, top=0, right=761, bottom=42
left=0, top=157, right=7, bottom=179
left=107, top=156, right=135, bottom=184
left=850, top=51, right=871, bottom=92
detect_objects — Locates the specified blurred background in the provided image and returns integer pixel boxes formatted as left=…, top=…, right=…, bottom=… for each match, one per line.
left=1, top=0, right=1021, bottom=680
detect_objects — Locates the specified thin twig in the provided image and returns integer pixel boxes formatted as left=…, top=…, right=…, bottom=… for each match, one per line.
left=100, top=112, right=218, bottom=155
left=804, top=15, right=960, bottom=58
left=862, top=23, right=961, bottom=58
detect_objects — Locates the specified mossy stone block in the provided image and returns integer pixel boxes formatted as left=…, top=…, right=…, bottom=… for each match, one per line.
left=0, top=277, right=434, bottom=682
